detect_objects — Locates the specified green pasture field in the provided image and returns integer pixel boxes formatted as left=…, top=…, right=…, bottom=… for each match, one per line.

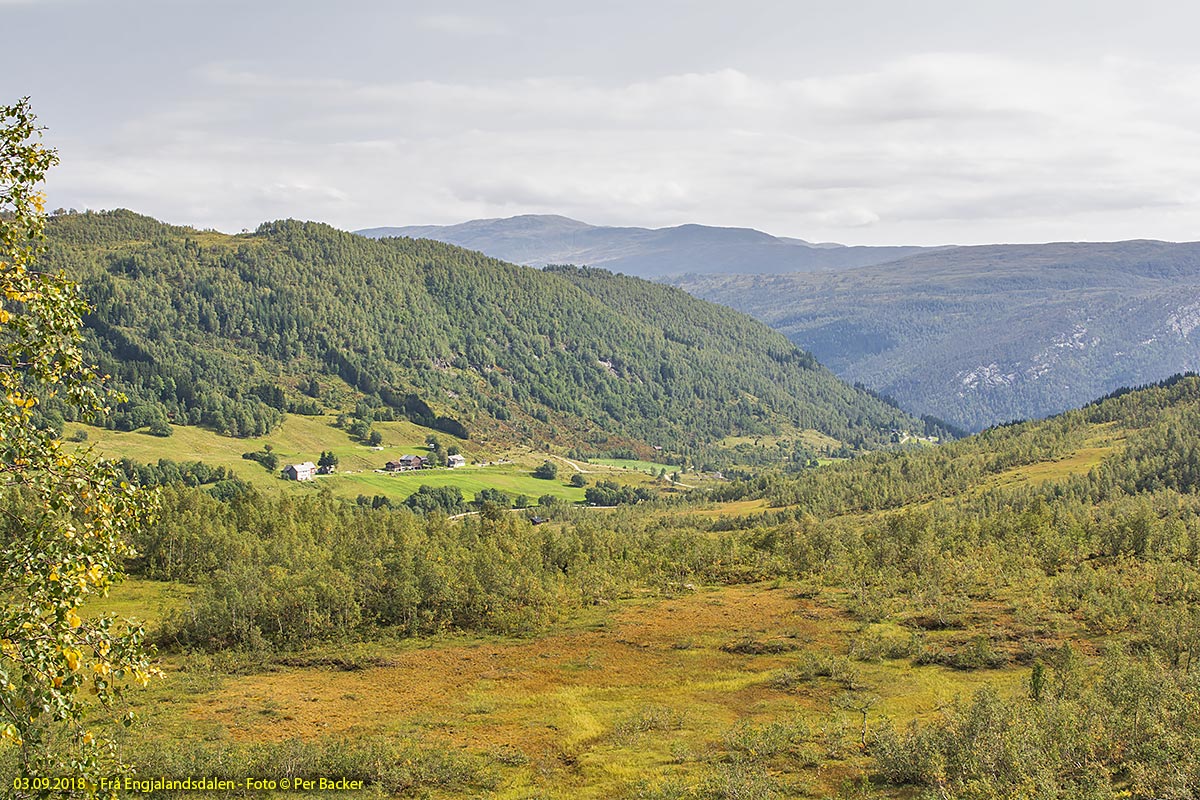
left=326, top=463, right=587, bottom=503
left=85, top=577, right=194, bottom=629
left=588, top=457, right=673, bottom=474
left=64, top=418, right=658, bottom=504
left=65, top=415, right=454, bottom=490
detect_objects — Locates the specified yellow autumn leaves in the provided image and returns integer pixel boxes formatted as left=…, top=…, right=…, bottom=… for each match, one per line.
left=1, top=97, right=160, bottom=789
left=5, top=393, right=38, bottom=409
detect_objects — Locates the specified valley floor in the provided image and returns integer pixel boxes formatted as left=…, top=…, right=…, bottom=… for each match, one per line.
left=107, top=577, right=1034, bottom=799
left=63, top=378, right=1200, bottom=798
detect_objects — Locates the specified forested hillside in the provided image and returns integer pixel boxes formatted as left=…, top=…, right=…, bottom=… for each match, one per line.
left=677, top=240, right=1200, bottom=430
left=40, top=210, right=916, bottom=451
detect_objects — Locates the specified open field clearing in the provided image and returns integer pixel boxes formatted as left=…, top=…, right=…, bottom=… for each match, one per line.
left=589, top=458, right=674, bottom=475
left=974, top=422, right=1127, bottom=494
left=331, top=464, right=587, bottom=503
left=109, top=580, right=1037, bottom=799
left=66, top=415, right=449, bottom=492
left=671, top=498, right=772, bottom=519
left=718, top=428, right=844, bottom=452
left=86, top=577, right=194, bottom=629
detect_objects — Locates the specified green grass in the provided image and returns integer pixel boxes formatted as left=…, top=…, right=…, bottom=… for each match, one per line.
left=590, top=458, right=672, bottom=475
left=718, top=427, right=842, bottom=451
left=326, top=464, right=587, bottom=503
left=85, top=577, right=193, bottom=629
left=65, top=418, right=601, bottom=503
left=66, top=415, right=439, bottom=492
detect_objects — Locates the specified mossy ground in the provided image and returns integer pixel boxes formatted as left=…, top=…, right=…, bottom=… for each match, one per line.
left=103, top=576, right=1048, bottom=799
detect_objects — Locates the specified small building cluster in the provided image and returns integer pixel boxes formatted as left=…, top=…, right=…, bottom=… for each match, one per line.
left=385, top=454, right=426, bottom=471
left=281, top=450, right=468, bottom=481
left=282, top=461, right=335, bottom=481
left=384, top=453, right=467, bottom=471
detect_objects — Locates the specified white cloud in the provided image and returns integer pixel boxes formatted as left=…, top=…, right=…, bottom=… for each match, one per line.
left=416, top=14, right=509, bottom=36
left=41, top=53, right=1200, bottom=245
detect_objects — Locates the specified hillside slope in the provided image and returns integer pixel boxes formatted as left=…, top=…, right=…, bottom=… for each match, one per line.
left=41, top=210, right=917, bottom=451
left=676, top=240, right=1200, bottom=431
left=103, top=375, right=1200, bottom=798
left=358, top=214, right=936, bottom=277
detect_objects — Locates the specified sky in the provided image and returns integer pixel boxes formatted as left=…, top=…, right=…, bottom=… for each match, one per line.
left=5, top=0, right=1200, bottom=245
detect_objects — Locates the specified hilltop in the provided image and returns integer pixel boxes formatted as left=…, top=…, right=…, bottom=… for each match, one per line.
left=40, top=210, right=919, bottom=456
left=361, top=215, right=1200, bottom=431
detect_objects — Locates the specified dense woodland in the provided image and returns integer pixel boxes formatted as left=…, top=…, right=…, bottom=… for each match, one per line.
left=39, top=210, right=917, bottom=452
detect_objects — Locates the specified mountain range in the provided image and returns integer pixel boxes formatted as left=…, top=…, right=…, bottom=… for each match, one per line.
left=357, top=215, right=934, bottom=277
left=678, top=240, right=1200, bottom=430
left=359, top=215, right=1200, bottom=431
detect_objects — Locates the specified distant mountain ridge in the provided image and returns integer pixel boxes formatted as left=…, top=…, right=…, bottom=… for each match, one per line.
left=359, top=214, right=1200, bottom=432
left=675, top=239, right=1200, bottom=431
left=357, top=215, right=938, bottom=277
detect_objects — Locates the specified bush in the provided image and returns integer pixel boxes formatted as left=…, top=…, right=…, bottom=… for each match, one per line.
left=771, top=652, right=862, bottom=690
left=533, top=460, right=558, bottom=480
left=585, top=480, right=657, bottom=506
left=849, top=629, right=915, bottom=662
left=241, top=450, right=278, bottom=471
left=473, top=488, right=512, bottom=510
left=911, top=635, right=1007, bottom=670
left=405, top=485, right=464, bottom=515
left=722, top=720, right=810, bottom=760
left=612, top=705, right=687, bottom=739
left=720, top=637, right=798, bottom=655
left=147, top=419, right=173, bottom=437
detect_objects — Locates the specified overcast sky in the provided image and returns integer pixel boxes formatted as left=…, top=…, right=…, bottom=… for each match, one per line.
left=5, top=0, right=1200, bottom=245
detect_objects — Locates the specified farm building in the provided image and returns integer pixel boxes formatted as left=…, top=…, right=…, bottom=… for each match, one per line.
left=282, top=462, right=317, bottom=481
left=386, top=455, right=426, bottom=471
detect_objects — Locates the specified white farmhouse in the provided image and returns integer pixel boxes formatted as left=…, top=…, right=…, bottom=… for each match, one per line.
left=283, top=461, right=317, bottom=481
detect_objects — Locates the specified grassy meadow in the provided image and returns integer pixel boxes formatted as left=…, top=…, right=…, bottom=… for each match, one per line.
left=589, top=457, right=674, bottom=475
left=100, top=575, right=1037, bottom=799
left=66, top=416, right=660, bottom=504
